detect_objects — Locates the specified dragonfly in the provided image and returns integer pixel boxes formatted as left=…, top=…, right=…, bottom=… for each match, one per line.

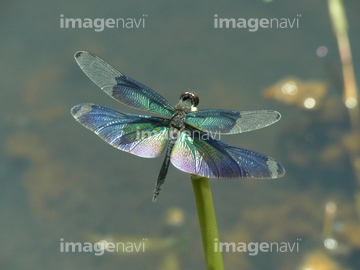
left=71, top=51, right=285, bottom=202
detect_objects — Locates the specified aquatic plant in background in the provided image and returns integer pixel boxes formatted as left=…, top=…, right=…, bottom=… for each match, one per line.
left=260, top=0, right=359, bottom=268
left=328, top=0, right=360, bottom=220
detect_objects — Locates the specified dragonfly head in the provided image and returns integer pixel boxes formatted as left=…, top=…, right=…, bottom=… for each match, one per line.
left=176, top=92, right=199, bottom=112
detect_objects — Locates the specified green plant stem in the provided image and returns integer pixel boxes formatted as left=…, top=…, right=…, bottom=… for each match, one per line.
left=191, top=175, right=224, bottom=270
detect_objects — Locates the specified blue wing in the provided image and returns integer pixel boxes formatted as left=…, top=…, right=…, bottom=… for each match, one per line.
left=185, top=110, right=281, bottom=134
left=74, top=51, right=176, bottom=117
left=171, top=129, right=285, bottom=178
left=71, top=103, right=169, bottom=158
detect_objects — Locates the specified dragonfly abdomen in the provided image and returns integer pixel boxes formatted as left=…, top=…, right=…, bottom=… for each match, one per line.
left=152, top=128, right=181, bottom=202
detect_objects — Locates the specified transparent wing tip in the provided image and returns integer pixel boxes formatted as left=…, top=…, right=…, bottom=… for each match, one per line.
left=275, top=111, right=281, bottom=121
left=267, top=158, right=285, bottom=179
left=277, top=162, right=286, bottom=178
left=74, top=51, right=87, bottom=59
left=70, top=103, right=93, bottom=119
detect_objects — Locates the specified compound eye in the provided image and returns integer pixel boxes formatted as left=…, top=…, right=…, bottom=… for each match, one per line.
left=180, top=92, right=199, bottom=107
left=191, top=93, right=199, bottom=107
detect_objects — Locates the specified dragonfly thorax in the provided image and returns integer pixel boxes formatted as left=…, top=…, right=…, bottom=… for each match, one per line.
left=170, top=110, right=186, bottom=130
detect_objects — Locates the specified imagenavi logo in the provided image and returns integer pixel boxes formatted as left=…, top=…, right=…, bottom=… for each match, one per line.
left=214, top=14, right=301, bottom=32
left=60, top=238, right=147, bottom=256
left=214, top=238, right=301, bottom=255
left=60, top=14, right=148, bottom=32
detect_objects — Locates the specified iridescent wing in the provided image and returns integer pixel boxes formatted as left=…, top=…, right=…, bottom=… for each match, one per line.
left=74, top=51, right=176, bottom=117
left=71, top=103, right=169, bottom=158
left=185, top=110, right=281, bottom=134
left=171, top=129, right=285, bottom=178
